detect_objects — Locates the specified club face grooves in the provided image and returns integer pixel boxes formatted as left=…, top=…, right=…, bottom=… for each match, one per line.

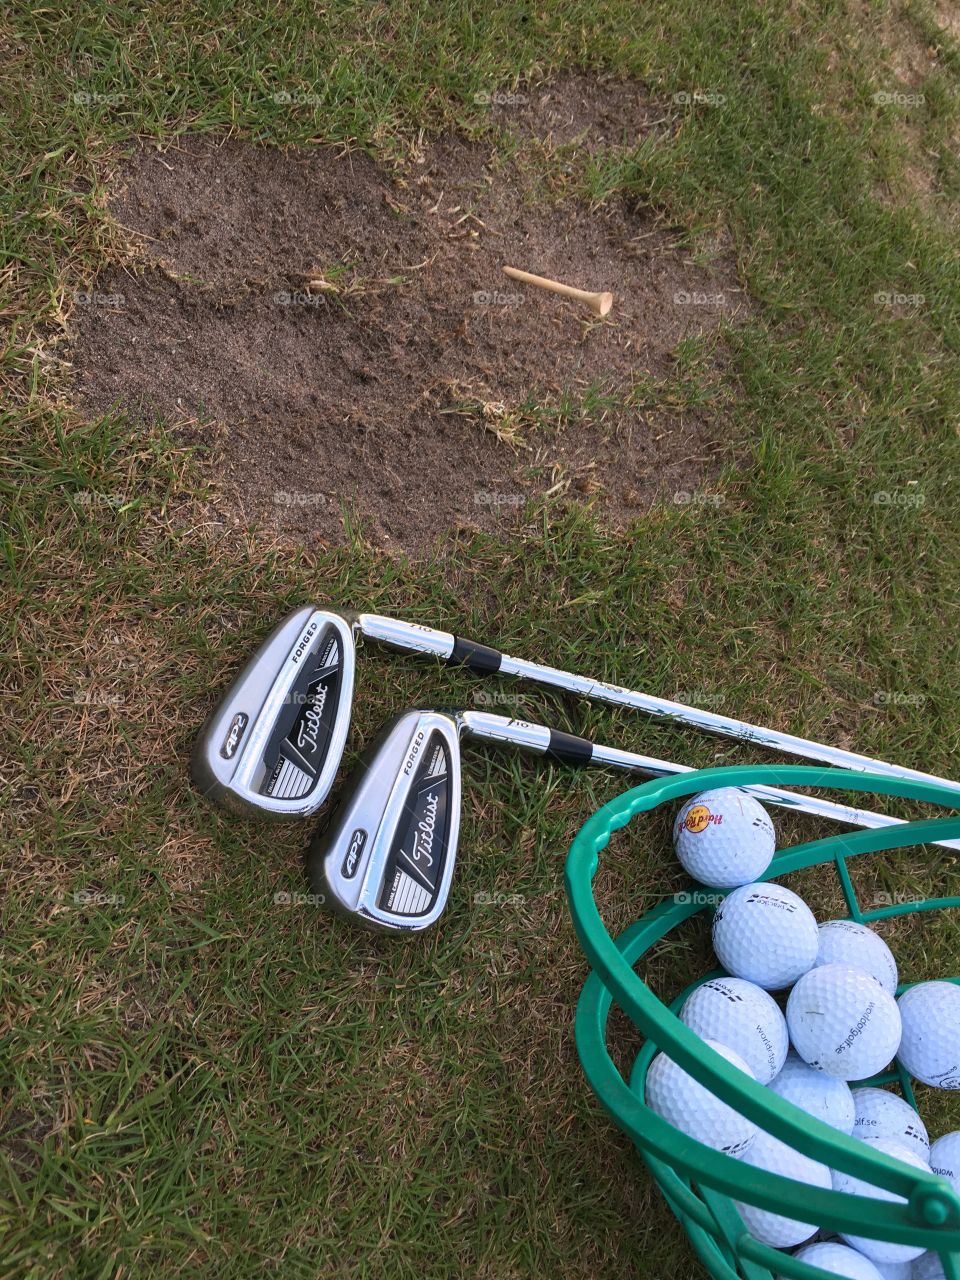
left=307, top=710, right=463, bottom=932
left=191, top=608, right=356, bottom=817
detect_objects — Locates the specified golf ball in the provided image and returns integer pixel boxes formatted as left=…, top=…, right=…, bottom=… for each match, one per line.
left=712, top=882, right=819, bottom=990
left=679, top=977, right=788, bottom=1085
left=914, top=1251, right=949, bottom=1280
left=673, top=788, right=775, bottom=888
left=850, top=1087, right=929, bottom=1161
left=768, top=1051, right=856, bottom=1133
left=734, top=1130, right=832, bottom=1247
left=833, top=1137, right=930, bottom=1265
left=897, top=982, right=960, bottom=1089
left=644, top=1038, right=758, bottom=1157
left=929, top=1131, right=960, bottom=1193
left=787, top=964, right=902, bottom=1080
left=872, top=1262, right=915, bottom=1280
left=815, top=920, right=898, bottom=996
left=783, top=1242, right=884, bottom=1280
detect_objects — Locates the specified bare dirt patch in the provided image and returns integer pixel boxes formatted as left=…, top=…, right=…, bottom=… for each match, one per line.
left=488, top=71, right=673, bottom=149
left=846, top=0, right=956, bottom=219
left=70, top=84, right=744, bottom=557
left=933, top=1, right=960, bottom=41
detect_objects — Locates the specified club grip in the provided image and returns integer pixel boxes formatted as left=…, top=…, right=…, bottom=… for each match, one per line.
left=546, top=729, right=594, bottom=767
left=448, top=637, right=503, bottom=675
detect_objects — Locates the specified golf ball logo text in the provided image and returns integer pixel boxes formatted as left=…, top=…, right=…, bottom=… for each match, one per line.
left=680, top=804, right=723, bottom=834
left=836, top=1003, right=878, bottom=1059
left=748, top=893, right=795, bottom=913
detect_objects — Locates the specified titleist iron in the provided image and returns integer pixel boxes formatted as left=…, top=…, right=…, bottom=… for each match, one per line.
left=306, top=709, right=960, bottom=933
left=192, top=605, right=959, bottom=818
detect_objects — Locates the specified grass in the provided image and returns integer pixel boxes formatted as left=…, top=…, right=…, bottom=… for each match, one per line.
left=2, top=1, right=960, bottom=1277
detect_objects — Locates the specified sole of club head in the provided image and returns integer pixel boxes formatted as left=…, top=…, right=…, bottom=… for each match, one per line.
left=308, top=709, right=463, bottom=932
left=191, top=607, right=356, bottom=817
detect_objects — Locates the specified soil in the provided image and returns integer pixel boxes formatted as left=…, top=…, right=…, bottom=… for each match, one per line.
left=488, top=71, right=673, bottom=148
left=69, top=74, right=746, bottom=556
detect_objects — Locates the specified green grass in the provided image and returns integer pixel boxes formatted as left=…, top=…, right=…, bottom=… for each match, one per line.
left=3, top=1, right=960, bottom=1277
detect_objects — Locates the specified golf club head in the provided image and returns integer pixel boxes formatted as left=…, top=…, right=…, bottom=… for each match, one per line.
left=308, top=709, right=462, bottom=932
left=191, top=606, right=356, bottom=817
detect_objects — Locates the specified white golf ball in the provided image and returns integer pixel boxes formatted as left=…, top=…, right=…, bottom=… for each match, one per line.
left=914, top=1251, right=949, bottom=1280
left=787, top=964, right=902, bottom=1080
left=833, top=1137, right=931, bottom=1264
left=897, top=982, right=960, bottom=1089
left=712, top=882, right=819, bottom=990
left=673, top=788, right=775, bottom=888
left=872, top=1262, right=915, bottom=1280
left=815, top=920, right=898, bottom=996
left=645, top=1038, right=758, bottom=1157
left=782, top=1242, right=884, bottom=1279
left=851, top=1087, right=929, bottom=1161
left=679, top=977, right=788, bottom=1084
left=768, top=1051, right=856, bottom=1133
left=929, top=1131, right=960, bottom=1194
left=734, top=1130, right=832, bottom=1246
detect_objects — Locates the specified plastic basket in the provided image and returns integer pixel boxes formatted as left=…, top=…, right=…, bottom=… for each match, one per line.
left=565, top=764, right=960, bottom=1280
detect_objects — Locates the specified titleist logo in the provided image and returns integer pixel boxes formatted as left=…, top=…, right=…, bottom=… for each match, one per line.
left=404, top=790, right=439, bottom=867
left=296, top=686, right=328, bottom=753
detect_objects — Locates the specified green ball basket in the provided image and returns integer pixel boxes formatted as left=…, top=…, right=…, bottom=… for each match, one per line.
left=565, top=764, right=960, bottom=1280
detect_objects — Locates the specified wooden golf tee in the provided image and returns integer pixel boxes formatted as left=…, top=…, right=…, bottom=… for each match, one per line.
left=502, top=266, right=614, bottom=317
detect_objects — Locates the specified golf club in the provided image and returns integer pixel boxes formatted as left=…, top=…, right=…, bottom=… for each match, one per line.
left=192, top=605, right=959, bottom=818
left=307, top=708, right=960, bottom=933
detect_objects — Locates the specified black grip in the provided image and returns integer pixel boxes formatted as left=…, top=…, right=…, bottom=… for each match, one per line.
left=546, top=729, right=594, bottom=767
left=448, top=637, right=503, bottom=675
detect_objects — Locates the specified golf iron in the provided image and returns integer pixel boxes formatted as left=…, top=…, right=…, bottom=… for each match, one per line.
left=307, top=708, right=960, bottom=933
left=192, top=605, right=960, bottom=818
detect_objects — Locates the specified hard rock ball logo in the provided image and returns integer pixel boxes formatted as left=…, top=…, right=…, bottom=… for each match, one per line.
left=681, top=804, right=723, bottom=834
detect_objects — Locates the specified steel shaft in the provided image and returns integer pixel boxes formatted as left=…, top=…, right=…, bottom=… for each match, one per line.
left=356, top=613, right=960, bottom=798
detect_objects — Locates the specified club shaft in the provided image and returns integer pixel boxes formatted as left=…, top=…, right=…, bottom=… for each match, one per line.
left=355, top=613, right=960, bottom=797
left=455, top=712, right=960, bottom=852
